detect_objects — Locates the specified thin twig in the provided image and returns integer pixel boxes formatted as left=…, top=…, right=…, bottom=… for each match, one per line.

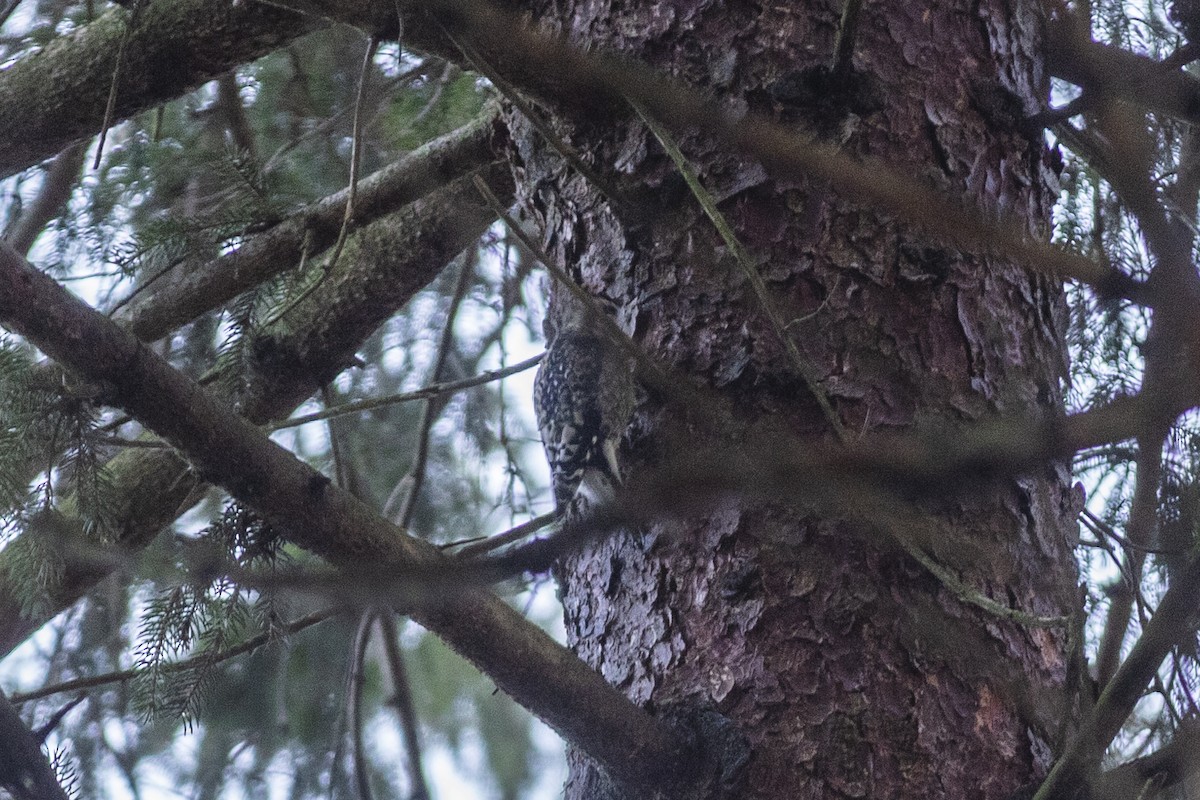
left=262, top=67, right=428, bottom=175
left=105, top=250, right=190, bottom=318
left=32, top=695, right=86, bottom=741
left=264, top=35, right=379, bottom=329
left=323, top=384, right=356, bottom=496
left=377, top=614, right=431, bottom=800
left=93, top=434, right=170, bottom=449
left=333, top=36, right=379, bottom=270
left=349, top=611, right=376, bottom=800
left=9, top=610, right=337, bottom=704
left=270, top=354, right=544, bottom=431
left=93, top=1, right=146, bottom=170
left=391, top=253, right=475, bottom=527
left=447, top=511, right=557, bottom=558
left=407, top=60, right=456, bottom=130
left=447, top=26, right=629, bottom=211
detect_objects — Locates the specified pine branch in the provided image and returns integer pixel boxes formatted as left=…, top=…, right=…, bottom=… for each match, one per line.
left=0, top=165, right=514, bottom=659
left=126, top=110, right=497, bottom=342
left=10, top=609, right=336, bottom=705
left=0, top=219, right=696, bottom=793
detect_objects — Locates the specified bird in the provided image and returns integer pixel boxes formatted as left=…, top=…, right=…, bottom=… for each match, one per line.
left=533, top=289, right=636, bottom=516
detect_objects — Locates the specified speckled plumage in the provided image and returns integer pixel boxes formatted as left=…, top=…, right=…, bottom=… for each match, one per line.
left=534, top=300, right=635, bottom=513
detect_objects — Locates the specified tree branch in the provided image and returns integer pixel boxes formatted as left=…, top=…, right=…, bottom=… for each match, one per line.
left=1047, top=20, right=1200, bottom=128
left=3, top=0, right=1142, bottom=303
left=9, top=609, right=337, bottom=705
left=0, top=0, right=319, bottom=179
left=0, top=165, right=514, bottom=658
left=265, top=0, right=1142, bottom=302
left=0, top=692, right=70, bottom=800
left=1033, top=548, right=1200, bottom=799
left=378, top=614, right=431, bottom=800
left=270, top=353, right=542, bottom=431
left=0, top=238, right=695, bottom=794
left=125, top=109, right=497, bottom=341
left=4, top=142, right=88, bottom=256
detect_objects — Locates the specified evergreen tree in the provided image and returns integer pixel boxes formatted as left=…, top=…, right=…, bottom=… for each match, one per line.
left=0, top=0, right=1197, bottom=798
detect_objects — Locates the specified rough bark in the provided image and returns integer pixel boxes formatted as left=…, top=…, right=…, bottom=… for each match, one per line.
left=507, top=0, right=1080, bottom=797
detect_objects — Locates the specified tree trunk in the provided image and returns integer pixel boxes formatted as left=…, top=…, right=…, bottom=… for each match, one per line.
left=510, top=0, right=1080, bottom=797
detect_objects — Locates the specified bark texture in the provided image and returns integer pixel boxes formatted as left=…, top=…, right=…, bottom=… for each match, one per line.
left=510, top=0, right=1079, bottom=797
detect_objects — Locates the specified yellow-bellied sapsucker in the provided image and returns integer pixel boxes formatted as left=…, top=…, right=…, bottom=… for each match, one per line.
left=533, top=291, right=636, bottom=515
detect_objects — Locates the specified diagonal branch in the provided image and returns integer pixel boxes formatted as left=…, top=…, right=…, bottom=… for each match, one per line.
left=125, top=109, right=498, bottom=342
left=0, top=230, right=695, bottom=796
left=0, top=0, right=320, bottom=179
left=0, top=692, right=70, bottom=800
left=425, top=0, right=1137, bottom=296
left=3, top=0, right=1141, bottom=303
left=1033, top=549, right=1200, bottom=800
left=0, top=165, right=514, bottom=658
left=1046, top=20, right=1200, bottom=128
left=263, top=0, right=1143, bottom=301
left=4, top=142, right=89, bottom=257
left=378, top=613, right=431, bottom=800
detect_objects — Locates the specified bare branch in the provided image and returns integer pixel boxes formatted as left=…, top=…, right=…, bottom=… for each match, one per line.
left=349, top=612, right=377, bottom=800
left=1047, top=20, right=1200, bottom=128
left=448, top=511, right=556, bottom=558
left=215, top=72, right=258, bottom=163
left=0, top=237, right=697, bottom=795
left=1034, top=550, right=1200, bottom=800
left=392, top=252, right=475, bottom=527
left=270, top=353, right=543, bottom=432
left=9, top=609, right=338, bottom=705
left=4, top=142, right=88, bottom=257
left=378, top=614, right=431, bottom=800
left=1095, top=436, right=1163, bottom=688
left=208, top=0, right=1145, bottom=302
